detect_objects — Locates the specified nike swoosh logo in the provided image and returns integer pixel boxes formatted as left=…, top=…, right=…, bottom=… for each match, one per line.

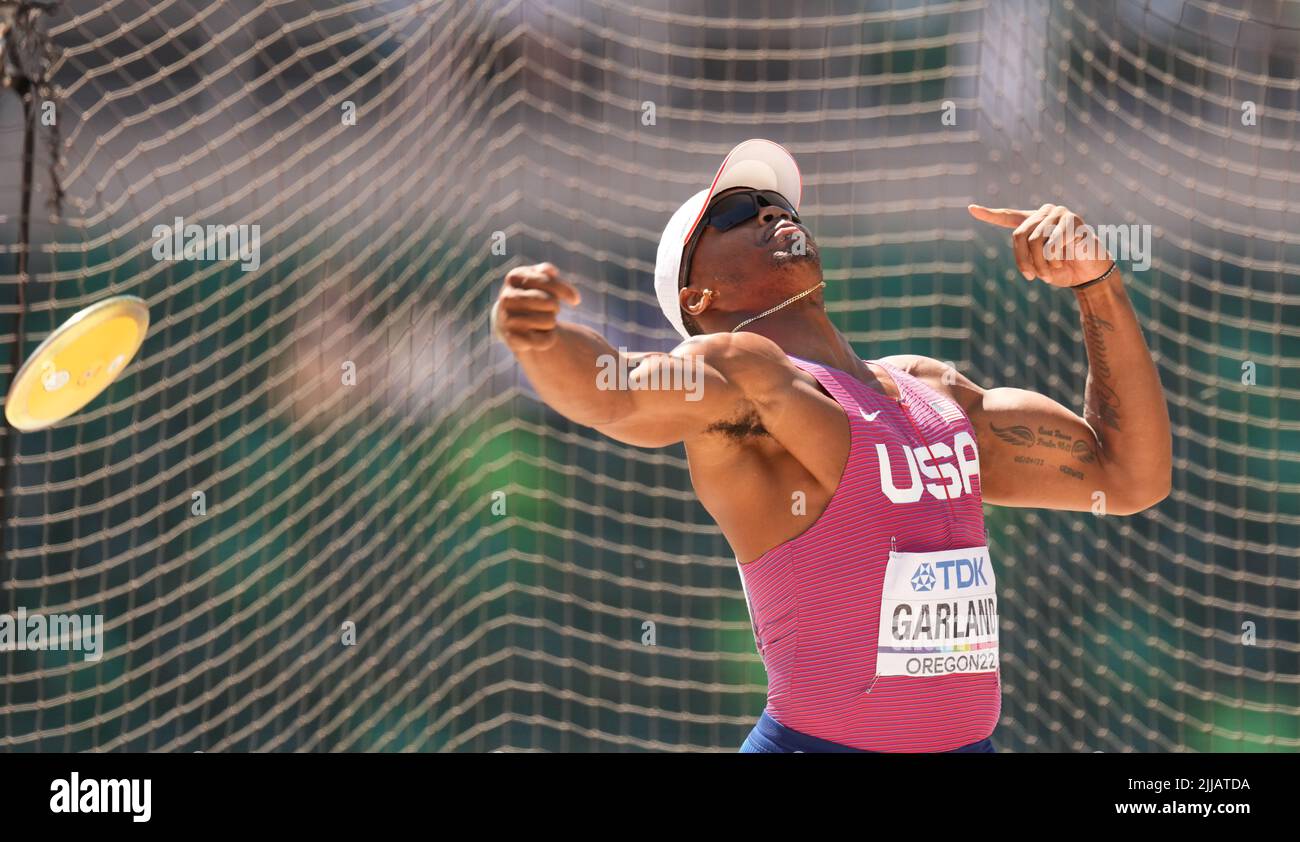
left=861, top=409, right=881, bottom=422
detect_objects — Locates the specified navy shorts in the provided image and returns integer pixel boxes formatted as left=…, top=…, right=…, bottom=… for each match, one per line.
left=740, top=710, right=996, bottom=753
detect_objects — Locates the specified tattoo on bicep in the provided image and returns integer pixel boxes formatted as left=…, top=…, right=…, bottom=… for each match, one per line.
left=1081, top=311, right=1122, bottom=432
left=990, top=423, right=1034, bottom=447
left=1006, top=424, right=1096, bottom=470
left=1059, top=464, right=1085, bottom=481
left=1034, top=425, right=1099, bottom=464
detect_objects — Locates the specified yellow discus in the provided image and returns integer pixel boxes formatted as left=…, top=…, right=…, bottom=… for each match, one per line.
left=4, top=295, right=150, bottom=431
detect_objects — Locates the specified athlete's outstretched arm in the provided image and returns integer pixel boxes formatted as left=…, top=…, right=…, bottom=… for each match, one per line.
left=899, top=203, right=1172, bottom=516
left=493, top=262, right=756, bottom=447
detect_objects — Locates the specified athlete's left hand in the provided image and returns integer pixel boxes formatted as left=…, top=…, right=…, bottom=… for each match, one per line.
left=968, top=203, right=1114, bottom=288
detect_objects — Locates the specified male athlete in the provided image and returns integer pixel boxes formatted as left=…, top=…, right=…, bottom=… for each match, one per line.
left=492, top=139, right=1172, bottom=753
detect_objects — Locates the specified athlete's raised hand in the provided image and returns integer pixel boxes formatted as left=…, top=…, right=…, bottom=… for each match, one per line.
left=492, top=262, right=582, bottom=352
left=968, top=203, right=1114, bottom=288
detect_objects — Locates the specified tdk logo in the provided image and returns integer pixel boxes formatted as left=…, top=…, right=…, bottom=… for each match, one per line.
left=911, top=556, right=988, bottom=591
left=876, top=431, right=980, bottom=504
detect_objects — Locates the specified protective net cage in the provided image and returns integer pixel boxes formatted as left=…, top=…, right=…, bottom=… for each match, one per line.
left=0, top=0, right=1295, bottom=752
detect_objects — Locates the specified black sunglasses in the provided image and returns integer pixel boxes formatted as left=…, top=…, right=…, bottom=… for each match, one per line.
left=679, top=189, right=799, bottom=287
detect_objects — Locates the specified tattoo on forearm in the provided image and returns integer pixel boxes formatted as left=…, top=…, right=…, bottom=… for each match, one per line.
left=1082, top=314, right=1114, bottom=379
left=1059, top=465, right=1085, bottom=481
left=1081, top=311, right=1122, bottom=432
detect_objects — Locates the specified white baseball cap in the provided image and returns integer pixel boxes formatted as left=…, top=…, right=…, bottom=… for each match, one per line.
left=654, top=139, right=802, bottom=339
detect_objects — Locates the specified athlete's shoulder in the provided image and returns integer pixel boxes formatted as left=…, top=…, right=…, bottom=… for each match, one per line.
left=876, top=353, right=939, bottom=378
left=674, top=330, right=786, bottom=361
left=674, top=331, right=798, bottom=389
left=877, top=354, right=984, bottom=412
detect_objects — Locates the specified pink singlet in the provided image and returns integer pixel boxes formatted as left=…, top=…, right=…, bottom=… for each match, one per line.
left=735, top=356, right=1001, bottom=752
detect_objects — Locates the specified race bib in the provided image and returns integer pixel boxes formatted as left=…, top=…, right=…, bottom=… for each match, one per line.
left=876, top=545, right=999, bottom=677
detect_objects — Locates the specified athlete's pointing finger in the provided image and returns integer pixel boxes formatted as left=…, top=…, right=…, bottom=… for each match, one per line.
left=966, top=204, right=1030, bottom=229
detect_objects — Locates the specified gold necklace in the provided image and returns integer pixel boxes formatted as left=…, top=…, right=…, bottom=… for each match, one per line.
left=731, top=280, right=827, bottom=333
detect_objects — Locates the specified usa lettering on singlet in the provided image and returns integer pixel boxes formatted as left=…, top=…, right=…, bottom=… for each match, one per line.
left=734, top=355, right=1001, bottom=752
